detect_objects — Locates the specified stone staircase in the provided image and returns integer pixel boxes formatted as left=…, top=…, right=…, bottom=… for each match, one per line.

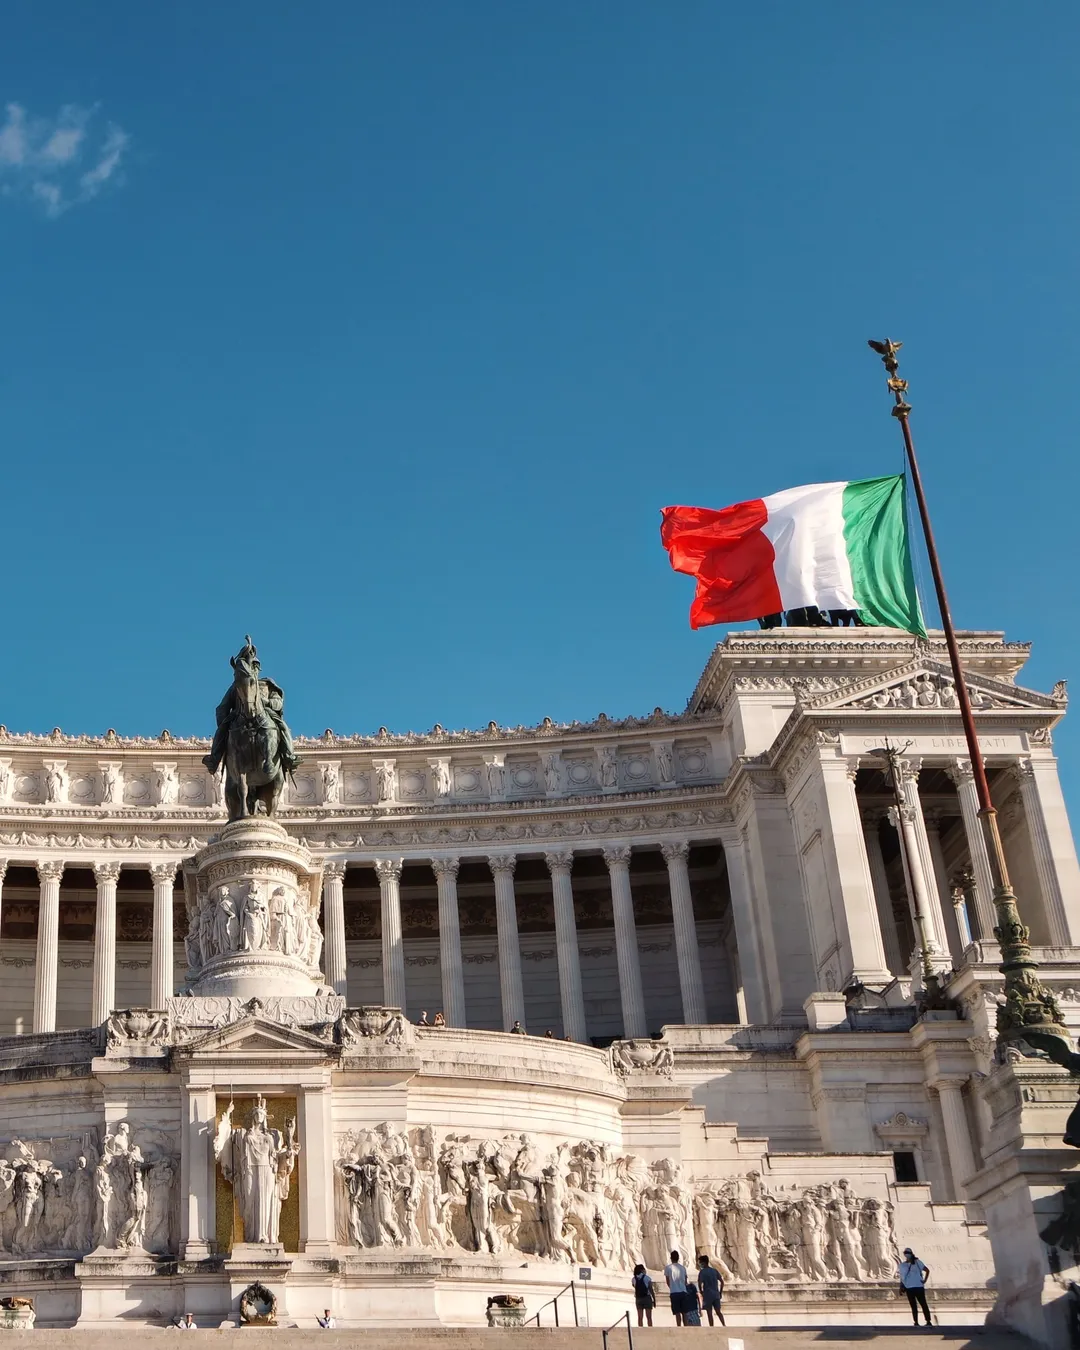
left=6, top=1328, right=1034, bottom=1348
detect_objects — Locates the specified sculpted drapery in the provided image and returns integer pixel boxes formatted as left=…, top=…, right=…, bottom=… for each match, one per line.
left=214, top=1096, right=299, bottom=1245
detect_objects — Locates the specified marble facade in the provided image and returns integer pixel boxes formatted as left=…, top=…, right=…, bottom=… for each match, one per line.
left=0, top=627, right=1078, bottom=1329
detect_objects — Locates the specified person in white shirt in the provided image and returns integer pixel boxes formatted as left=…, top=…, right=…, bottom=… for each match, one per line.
left=174, top=1313, right=197, bottom=1330
left=898, top=1248, right=932, bottom=1326
left=663, top=1249, right=689, bottom=1326
left=316, top=1309, right=336, bottom=1329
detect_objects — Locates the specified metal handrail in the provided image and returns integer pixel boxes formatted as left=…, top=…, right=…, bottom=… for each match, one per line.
left=529, top=1280, right=579, bottom=1327
left=601, top=1309, right=634, bottom=1350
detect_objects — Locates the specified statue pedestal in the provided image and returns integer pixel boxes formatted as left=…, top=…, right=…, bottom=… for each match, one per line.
left=223, top=1245, right=293, bottom=1329
left=182, top=819, right=326, bottom=999
left=967, top=1057, right=1080, bottom=1347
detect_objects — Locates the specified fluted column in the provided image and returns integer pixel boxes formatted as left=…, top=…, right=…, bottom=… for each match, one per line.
left=924, top=812, right=966, bottom=963
left=889, top=801, right=949, bottom=975
left=945, top=759, right=998, bottom=945
left=432, top=857, right=466, bottom=1027
left=489, top=854, right=525, bottom=1030
left=862, top=815, right=904, bottom=975
left=34, top=860, right=64, bottom=1032
left=933, top=1076, right=978, bottom=1198
left=545, top=851, right=587, bottom=1042
left=895, top=763, right=951, bottom=966
left=91, top=861, right=121, bottom=1025
left=1015, top=759, right=1071, bottom=946
left=603, top=845, right=647, bottom=1038
left=661, top=841, right=707, bottom=1025
left=322, top=862, right=348, bottom=996
left=374, top=858, right=406, bottom=1010
left=150, top=862, right=178, bottom=1008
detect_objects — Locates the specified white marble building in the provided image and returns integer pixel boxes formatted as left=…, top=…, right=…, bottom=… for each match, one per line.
left=0, top=626, right=1077, bottom=1328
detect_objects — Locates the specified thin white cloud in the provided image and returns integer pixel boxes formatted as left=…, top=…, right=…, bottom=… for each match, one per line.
left=0, top=101, right=130, bottom=216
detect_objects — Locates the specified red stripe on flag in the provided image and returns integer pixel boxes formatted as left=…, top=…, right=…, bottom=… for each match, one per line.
left=660, top=500, right=782, bottom=628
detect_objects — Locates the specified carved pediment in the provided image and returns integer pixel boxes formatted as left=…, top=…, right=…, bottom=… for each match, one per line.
left=174, top=1015, right=336, bottom=1060
left=800, top=659, right=1063, bottom=715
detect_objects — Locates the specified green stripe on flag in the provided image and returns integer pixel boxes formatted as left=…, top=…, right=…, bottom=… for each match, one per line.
left=842, top=475, right=926, bottom=636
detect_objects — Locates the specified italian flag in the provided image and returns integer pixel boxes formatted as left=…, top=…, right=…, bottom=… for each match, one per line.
left=661, top=474, right=925, bottom=635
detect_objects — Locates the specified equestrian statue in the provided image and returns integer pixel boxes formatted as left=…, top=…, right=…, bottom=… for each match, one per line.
left=203, top=637, right=301, bottom=822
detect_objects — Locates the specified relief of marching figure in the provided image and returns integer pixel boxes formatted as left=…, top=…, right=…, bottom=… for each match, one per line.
left=0, top=1124, right=178, bottom=1257
left=335, top=1125, right=898, bottom=1283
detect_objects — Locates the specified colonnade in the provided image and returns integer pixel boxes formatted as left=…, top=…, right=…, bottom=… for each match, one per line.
left=7, top=842, right=710, bottom=1039
left=319, top=842, right=706, bottom=1037
left=857, top=753, right=1078, bottom=975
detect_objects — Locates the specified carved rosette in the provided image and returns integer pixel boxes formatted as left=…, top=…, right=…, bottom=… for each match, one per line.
left=183, top=818, right=326, bottom=998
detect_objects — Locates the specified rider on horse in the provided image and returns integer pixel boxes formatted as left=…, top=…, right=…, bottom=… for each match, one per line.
left=202, top=637, right=300, bottom=779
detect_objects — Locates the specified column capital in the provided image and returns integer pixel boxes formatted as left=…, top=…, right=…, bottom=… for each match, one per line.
left=544, top=850, right=574, bottom=875
left=602, top=844, right=632, bottom=867
left=431, top=856, right=460, bottom=880
left=374, top=857, right=403, bottom=882
left=322, top=861, right=347, bottom=883
left=945, top=757, right=975, bottom=786
left=93, top=861, right=122, bottom=885
left=896, top=756, right=923, bottom=782
left=660, top=840, right=690, bottom=865
left=36, top=859, right=65, bottom=883
left=149, top=861, right=179, bottom=885
left=488, top=853, right=517, bottom=877
left=930, top=1075, right=970, bottom=1094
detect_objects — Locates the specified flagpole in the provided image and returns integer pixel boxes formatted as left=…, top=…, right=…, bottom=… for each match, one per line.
left=867, top=340, right=1068, bottom=1050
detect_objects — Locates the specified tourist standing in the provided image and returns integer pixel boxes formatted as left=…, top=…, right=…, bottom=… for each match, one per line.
left=697, top=1255, right=725, bottom=1326
left=664, top=1249, right=689, bottom=1326
left=632, top=1264, right=656, bottom=1327
left=898, top=1248, right=933, bottom=1326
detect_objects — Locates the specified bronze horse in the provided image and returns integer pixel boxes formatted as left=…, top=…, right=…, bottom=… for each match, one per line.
left=223, top=645, right=287, bottom=821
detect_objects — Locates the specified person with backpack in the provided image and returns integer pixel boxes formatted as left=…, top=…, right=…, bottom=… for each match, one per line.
left=632, top=1265, right=656, bottom=1327
left=697, top=1255, right=725, bottom=1326
left=664, top=1249, right=689, bottom=1325
left=898, top=1248, right=933, bottom=1326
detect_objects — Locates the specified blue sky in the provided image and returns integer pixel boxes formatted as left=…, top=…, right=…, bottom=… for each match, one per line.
left=2, top=3, right=1079, bottom=819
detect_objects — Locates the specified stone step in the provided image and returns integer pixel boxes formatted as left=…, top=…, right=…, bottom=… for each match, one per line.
left=6, top=1329, right=1032, bottom=1348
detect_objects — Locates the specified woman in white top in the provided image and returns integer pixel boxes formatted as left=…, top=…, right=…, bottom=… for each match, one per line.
left=898, top=1248, right=932, bottom=1326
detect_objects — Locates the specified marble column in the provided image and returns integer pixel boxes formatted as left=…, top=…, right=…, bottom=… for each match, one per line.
left=432, top=857, right=466, bottom=1028
left=545, top=850, right=587, bottom=1042
left=91, top=861, right=121, bottom=1025
left=489, top=854, right=525, bottom=1030
left=1015, top=758, right=1072, bottom=946
left=924, top=812, right=966, bottom=963
left=322, top=862, right=348, bottom=996
left=298, top=1083, right=334, bottom=1254
left=374, top=858, right=406, bottom=1010
left=719, top=831, right=769, bottom=1024
left=602, top=845, right=647, bottom=1038
left=862, top=815, right=904, bottom=976
left=896, top=763, right=951, bottom=965
left=661, top=841, right=707, bottom=1025
left=945, top=759, right=998, bottom=944
left=150, top=862, right=178, bottom=1009
left=33, top=860, right=64, bottom=1033
left=933, top=1076, right=978, bottom=1198
left=890, top=800, right=949, bottom=975
left=179, top=1085, right=217, bottom=1259
left=811, top=757, right=891, bottom=985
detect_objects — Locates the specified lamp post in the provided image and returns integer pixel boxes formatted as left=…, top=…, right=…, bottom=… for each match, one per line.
left=867, top=341, right=1067, bottom=1052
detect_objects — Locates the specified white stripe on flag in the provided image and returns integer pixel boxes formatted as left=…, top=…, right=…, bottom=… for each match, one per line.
left=760, top=480, right=856, bottom=611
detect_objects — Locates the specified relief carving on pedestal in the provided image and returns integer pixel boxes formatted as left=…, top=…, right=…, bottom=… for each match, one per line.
left=609, top=1037, right=674, bottom=1078
left=0, top=1123, right=178, bottom=1257
left=331, top=1124, right=898, bottom=1283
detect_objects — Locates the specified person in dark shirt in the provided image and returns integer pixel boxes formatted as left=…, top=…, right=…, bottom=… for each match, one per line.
left=696, top=1255, right=725, bottom=1326
left=682, top=1283, right=701, bottom=1326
